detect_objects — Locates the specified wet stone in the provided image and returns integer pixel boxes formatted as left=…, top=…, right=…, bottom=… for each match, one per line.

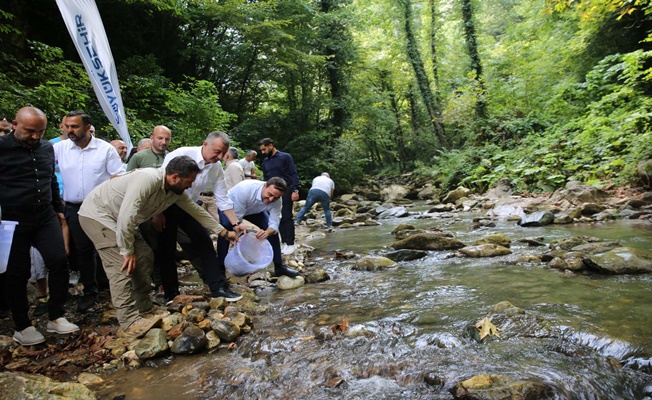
left=211, top=319, right=241, bottom=342
left=134, top=328, right=169, bottom=359
left=303, top=267, right=330, bottom=283
left=353, top=256, right=397, bottom=271
left=171, top=324, right=207, bottom=355
left=277, top=275, right=306, bottom=289
left=459, top=244, right=512, bottom=258
left=0, top=371, right=96, bottom=400
left=384, top=249, right=428, bottom=262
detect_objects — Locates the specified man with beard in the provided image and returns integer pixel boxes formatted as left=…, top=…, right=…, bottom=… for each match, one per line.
left=126, top=125, right=171, bottom=171
left=78, top=156, right=237, bottom=335
left=53, top=111, right=125, bottom=312
left=0, top=107, right=79, bottom=346
left=110, top=139, right=128, bottom=162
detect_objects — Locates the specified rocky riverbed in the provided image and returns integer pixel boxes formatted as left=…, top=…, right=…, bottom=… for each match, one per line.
left=1, top=177, right=651, bottom=399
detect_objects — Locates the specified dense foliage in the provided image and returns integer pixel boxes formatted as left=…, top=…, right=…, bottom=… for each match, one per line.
left=0, top=0, right=650, bottom=194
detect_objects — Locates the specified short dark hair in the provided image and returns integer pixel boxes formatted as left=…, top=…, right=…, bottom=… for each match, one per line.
left=65, top=110, right=92, bottom=127
left=258, top=137, right=274, bottom=146
left=165, top=155, right=200, bottom=177
left=266, top=176, right=287, bottom=192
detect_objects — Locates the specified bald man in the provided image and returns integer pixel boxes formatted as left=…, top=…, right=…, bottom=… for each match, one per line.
left=126, top=125, right=171, bottom=171
left=110, top=139, right=128, bottom=162
left=0, top=107, right=79, bottom=346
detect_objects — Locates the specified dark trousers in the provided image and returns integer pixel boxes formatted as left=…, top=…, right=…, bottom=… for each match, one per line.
left=217, top=210, right=283, bottom=268
left=156, top=204, right=226, bottom=300
left=65, top=203, right=100, bottom=296
left=3, top=206, right=68, bottom=331
left=278, top=190, right=295, bottom=245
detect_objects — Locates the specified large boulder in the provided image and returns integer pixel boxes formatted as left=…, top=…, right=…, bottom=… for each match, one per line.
left=0, top=372, right=96, bottom=400
left=584, top=247, right=652, bottom=274
left=384, top=249, right=428, bottom=262
left=484, top=178, right=512, bottom=199
left=377, top=206, right=409, bottom=219
left=552, top=180, right=610, bottom=205
left=637, top=159, right=652, bottom=187
left=392, top=233, right=465, bottom=251
left=442, top=186, right=471, bottom=204
left=380, top=184, right=408, bottom=201
left=518, top=211, right=554, bottom=227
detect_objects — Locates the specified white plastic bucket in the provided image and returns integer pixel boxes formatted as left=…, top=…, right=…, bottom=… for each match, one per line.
left=0, top=221, right=19, bottom=274
left=224, top=232, right=273, bottom=277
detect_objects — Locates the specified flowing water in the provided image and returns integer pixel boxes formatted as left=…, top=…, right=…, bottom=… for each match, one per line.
left=96, top=207, right=652, bottom=399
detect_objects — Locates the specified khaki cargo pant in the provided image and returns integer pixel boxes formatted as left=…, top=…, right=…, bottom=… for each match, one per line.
left=79, top=216, right=153, bottom=329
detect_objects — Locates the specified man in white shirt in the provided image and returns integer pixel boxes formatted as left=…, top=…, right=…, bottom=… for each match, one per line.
left=217, top=177, right=300, bottom=278
left=238, top=150, right=258, bottom=179
left=296, top=172, right=335, bottom=228
left=53, top=111, right=126, bottom=312
left=156, top=131, right=245, bottom=302
left=224, top=147, right=245, bottom=190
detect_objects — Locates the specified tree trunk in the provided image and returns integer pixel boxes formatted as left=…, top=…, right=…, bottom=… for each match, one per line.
left=398, top=0, right=449, bottom=149
left=460, top=0, right=487, bottom=119
left=429, top=0, right=441, bottom=106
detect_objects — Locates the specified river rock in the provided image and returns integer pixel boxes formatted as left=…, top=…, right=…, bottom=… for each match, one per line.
left=0, top=372, right=96, bottom=400
left=277, top=275, right=305, bottom=289
left=384, top=249, right=428, bottom=261
left=417, top=184, right=439, bottom=200
left=637, top=159, right=652, bottom=187
left=584, top=247, right=652, bottom=274
left=553, top=214, right=573, bottom=224
left=486, top=204, right=527, bottom=219
left=580, top=202, right=606, bottom=216
left=160, top=314, right=181, bottom=331
left=392, top=233, right=465, bottom=251
left=303, top=267, right=330, bottom=283
left=0, top=335, right=14, bottom=351
left=77, top=372, right=104, bottom=386
left=442, top=186, right=470, bottom=204
left=206, top=330, right=220, bottom=350
left=518, top=237, right=546, bottom=247
left=550, top=236, right=586, bottom=250
left=518, top=211, right=554, bottom=227
left=211, top=319, right=241, bottom=342
left=552, top=180, right=610, bottom=205
left=185, top=308, right=207, bottom=323
left=353, top=256, right=397, bottom=271
left=450, top=374, right=552, bottom=400
left=209, top=296, right=227, bottom=310
left=571, top=241, right=620, bottom=254
left=391, top=223, right=415, bottom=235
left=484, top=178, right=512, bottom=199
left=171, top=324, right=207, bottom=354
left=488, top=301, right=524, bottom=315
left=474, top=233, right=511, bottom=248
left=460, top=244, right=512, bottom=257
left=377, top=206, right=409, bottom=219
left=428, top=204, right=455, bottom=213
left=134, top=328, right=168, bottom=359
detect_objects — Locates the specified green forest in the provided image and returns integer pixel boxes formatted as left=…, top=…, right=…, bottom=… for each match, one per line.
left=1, top=0, right=650, bottom=194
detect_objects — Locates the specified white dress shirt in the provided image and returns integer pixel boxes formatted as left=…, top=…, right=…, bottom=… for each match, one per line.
left=161, top=146, right=233, bottom=211
left=53, top=136, right=126, bottom=204
left=311, top=175, right=335, bottom=197
left=227, top=180, right=282, bottom=232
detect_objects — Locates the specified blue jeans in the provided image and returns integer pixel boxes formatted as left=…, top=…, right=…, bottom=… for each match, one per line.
left=217, top=210, right=283, bottom=269
left=296, top=189, right=332, bottom=227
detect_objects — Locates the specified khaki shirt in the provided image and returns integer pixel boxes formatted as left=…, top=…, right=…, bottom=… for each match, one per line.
left=79, top=168, right=224, bottom=255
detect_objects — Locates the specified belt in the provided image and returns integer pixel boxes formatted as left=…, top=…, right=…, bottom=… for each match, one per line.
left=200, top=191, right=214, bottom=197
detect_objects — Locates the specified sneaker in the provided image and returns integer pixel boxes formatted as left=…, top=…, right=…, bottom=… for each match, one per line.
left=282, top=244, right=297, bottom=255
left=77, top=294, right=98, bottom=313
left=212, top=287, right=243, bottom=302
left=13, top=326, right=46, bottom=346
left=281, top=243, right=288, bottom=253
left=121, top=316, right=162, bottom=340
left=33, top=297, right=48, bottom=317
left=46, top=317, right=80, bottom=334
left=69, top=271, right=80, bottom=286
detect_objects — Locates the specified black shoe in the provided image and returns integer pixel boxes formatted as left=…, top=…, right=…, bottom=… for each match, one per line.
left=212, top=287, right=242, bottom=302
left=33, top=299, right=49, bottom=317
left=273, top=265, right=300, bottom=278
left=77, top=294, right=98, bottom=313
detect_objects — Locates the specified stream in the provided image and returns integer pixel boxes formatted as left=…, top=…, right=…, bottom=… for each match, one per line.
left=95, top=205, right=652, bottom=399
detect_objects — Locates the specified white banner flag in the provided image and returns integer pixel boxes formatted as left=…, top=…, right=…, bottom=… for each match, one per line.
left=56, top=0, right=132, bottom=151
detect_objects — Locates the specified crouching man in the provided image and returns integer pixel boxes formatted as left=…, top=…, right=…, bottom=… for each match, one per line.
left=78, top=156, right=237, bottom=337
